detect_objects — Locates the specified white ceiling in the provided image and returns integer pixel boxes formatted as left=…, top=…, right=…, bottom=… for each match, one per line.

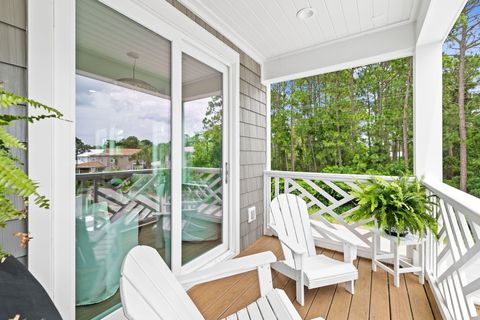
left=181, top=0, right=422, bottom=62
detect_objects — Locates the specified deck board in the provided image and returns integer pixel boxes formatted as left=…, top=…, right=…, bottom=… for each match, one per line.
left=388, top=274, right=413, bottom=320
left=348, top=258, right=371, bottom=320
left=405, top=273, right=435, bottom=320
left=188, top=236, right=441, bottom=320
left=369, top=263, right=390, bottom=320
left=326, top=251, right=356, bottom=320
left=424, top=283, right=443, bottom=320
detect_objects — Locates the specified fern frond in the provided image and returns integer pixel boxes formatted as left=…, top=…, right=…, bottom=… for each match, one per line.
left=0, top=127, right=26, bottom=150
left=0, top=195, right=23, bottom=228
left=0, top=86, right=60, bottom=259
left=0, top=90, right=63, bottom=119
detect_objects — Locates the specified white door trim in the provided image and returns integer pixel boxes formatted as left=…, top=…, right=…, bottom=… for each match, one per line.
left=28, top=0, right=240, bottom=317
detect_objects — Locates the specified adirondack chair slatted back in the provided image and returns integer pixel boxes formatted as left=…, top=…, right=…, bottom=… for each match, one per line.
left=120, top=246, right=204, bottom=320
left=270, top=194, right=316, bottom=263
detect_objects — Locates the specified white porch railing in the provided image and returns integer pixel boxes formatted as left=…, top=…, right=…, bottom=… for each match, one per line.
left=264, top=170, right=399, bottom=257
left=264, top=170, right=480, bottom=320
left=423, top=179, right=480, bottom=320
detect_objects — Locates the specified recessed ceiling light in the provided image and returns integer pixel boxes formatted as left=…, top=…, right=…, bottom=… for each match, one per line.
left=296, top=7, right=315, bottom=21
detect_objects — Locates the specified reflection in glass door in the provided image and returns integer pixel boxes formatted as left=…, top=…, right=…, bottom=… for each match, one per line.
left=75, top=0, right=171, bottom=319
left=75, top=0, right=231, bottom=318
left=182, top=53, right=225, bottom=265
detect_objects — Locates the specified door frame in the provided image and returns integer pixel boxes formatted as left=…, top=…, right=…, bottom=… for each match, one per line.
left=179, top=41, right=231, bottom=274
left=28, top=0, right=240, bottom=318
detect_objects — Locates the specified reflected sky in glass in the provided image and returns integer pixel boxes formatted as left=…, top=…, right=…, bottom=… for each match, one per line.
left=76, top=74, right=211, bottom=146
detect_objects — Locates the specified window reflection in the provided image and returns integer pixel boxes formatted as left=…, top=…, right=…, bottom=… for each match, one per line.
left=181, top=54, right=223, bottom=265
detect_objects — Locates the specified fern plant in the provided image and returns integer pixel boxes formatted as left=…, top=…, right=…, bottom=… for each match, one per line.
left=0, top=85, right=62, bottom=261
left=349, top=176, right=439, bottom=241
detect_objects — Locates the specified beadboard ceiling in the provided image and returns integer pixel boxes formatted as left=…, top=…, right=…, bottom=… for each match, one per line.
left=181, top=0, right=422, bottom=62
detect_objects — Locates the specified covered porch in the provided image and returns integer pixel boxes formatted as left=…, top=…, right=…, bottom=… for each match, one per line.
left=12, top=0, right=479, bottom=319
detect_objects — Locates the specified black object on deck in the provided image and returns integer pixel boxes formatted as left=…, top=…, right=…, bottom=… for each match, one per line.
left=0, top=256, right=62, bottom=319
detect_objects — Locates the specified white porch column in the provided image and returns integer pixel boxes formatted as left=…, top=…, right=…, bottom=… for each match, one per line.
left=413, top=42, right=443, bottom=181
left=28, top=0, right=76, bottom=318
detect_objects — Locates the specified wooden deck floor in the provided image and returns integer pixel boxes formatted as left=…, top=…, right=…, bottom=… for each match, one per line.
left=188, top=236, right=443, bottom=320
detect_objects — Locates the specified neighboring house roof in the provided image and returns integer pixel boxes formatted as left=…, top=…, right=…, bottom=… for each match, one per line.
left=77, top=149, right=104, bottom=157
left=77, top=148, right=141, bottom=157
left=76, top=161, right=107, bottom=169
left=100, top=148, right=141, bottom=156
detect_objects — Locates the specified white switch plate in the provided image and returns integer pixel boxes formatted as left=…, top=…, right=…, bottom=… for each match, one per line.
left=247, top=206, right=256, bottom=223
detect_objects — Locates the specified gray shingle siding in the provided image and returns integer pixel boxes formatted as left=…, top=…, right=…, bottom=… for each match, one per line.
left=170, top=0, right=268, bottom=250
left=0, top=0, right=28, bottom=260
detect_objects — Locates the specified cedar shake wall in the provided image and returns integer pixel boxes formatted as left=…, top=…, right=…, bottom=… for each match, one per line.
left=168, top=0, right=268, bottom=249
left=0, top=0, right=28, bottom=260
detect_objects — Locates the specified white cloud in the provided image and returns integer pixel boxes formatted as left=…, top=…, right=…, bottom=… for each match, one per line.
left=76, top=75, right=219, bottom=146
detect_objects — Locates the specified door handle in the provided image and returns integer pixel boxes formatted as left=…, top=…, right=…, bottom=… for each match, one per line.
left=224, top=162, right=229, bottom=184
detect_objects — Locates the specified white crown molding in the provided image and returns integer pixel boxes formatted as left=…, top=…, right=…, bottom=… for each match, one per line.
left=263, top=22, right=416, bottom=84
left=179, top=0, right=266, bottom=64
left=267, top=20, right=414, bottom=64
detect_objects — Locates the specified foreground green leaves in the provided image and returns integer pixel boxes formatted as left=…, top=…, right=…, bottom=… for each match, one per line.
left=0, top=87, right=62, bottom=260
left=350, top=176, right=439, bottom=242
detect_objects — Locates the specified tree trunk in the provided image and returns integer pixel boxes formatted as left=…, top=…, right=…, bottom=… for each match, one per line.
left=402, top=59, right=412, bottom=170
left=290, top=106, right=295, bottom=171
left=458, top=26, right=468, bottom=192
left=308, top=135, right=317, bottom=171
left=392, top=136, right=398, bottom=161
left=349, top=70, right=357, bottom=143
left=335, top=106, right=343, bottom=166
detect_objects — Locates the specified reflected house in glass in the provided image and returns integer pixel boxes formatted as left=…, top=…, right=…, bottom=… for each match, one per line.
left=76, top=148, right=142, bottom=172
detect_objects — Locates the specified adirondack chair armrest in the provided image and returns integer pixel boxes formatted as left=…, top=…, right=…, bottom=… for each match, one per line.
left=310, top=220, right=358, bottom=263
left=178, top=251, right=276, bottom=295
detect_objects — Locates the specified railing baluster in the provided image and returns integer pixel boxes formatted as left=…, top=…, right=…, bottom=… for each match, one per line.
left=274, top=177, right=279, bottom=198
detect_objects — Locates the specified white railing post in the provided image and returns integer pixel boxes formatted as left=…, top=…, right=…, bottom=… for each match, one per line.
left=264, top=172, right=273, bottom=236
left=423, top=179, right=480, bottom=319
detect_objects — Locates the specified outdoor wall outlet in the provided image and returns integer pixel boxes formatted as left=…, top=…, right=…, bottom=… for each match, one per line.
left=247, top=206, right=256, bottom=223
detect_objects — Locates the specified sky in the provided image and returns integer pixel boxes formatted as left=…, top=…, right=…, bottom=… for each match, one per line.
left=76, top=74, right=211, bottom=146
left=443, top=3, right=480, bottom=55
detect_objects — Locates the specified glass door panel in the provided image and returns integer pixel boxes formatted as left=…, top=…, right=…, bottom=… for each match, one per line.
left=182, top=53, right=225, bottom=265
left=75, top=0, right=171, bottom=318
left=75, top=1, right=231, bottom=318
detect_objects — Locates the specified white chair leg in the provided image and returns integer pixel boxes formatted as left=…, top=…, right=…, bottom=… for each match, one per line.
left=296, top=280, right=304, bottom=306
left=372, top=233, right=378, bottom=272
left=343, top=243, right=357, bottom=264
left=296, top=273, right=305, bottom=306
left=345, top=280, right=355, bottom=294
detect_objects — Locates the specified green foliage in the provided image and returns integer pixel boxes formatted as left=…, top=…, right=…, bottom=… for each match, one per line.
left=442, top=3, right=480, bottom=198
left=349, top=177, right=439, bottom=242
left=0, top=87, right=63, bottom=260
left=187, top=96, right=223, bottom=168
left=76, top=137, right=92, bottom=158
left=271, top=58, right=413, bottom=176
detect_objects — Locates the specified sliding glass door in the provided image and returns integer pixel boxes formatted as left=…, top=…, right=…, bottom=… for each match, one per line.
left=181, top=53, right=228, bottom=265
left=75, top=0, right=230, bottom=318
left=75, top=1, right=172, bottom=318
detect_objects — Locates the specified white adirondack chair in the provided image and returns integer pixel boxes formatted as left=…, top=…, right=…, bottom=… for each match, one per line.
left=120, top=245, right=325, bottom=320
left=269, top=194, right=359, bottom=306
